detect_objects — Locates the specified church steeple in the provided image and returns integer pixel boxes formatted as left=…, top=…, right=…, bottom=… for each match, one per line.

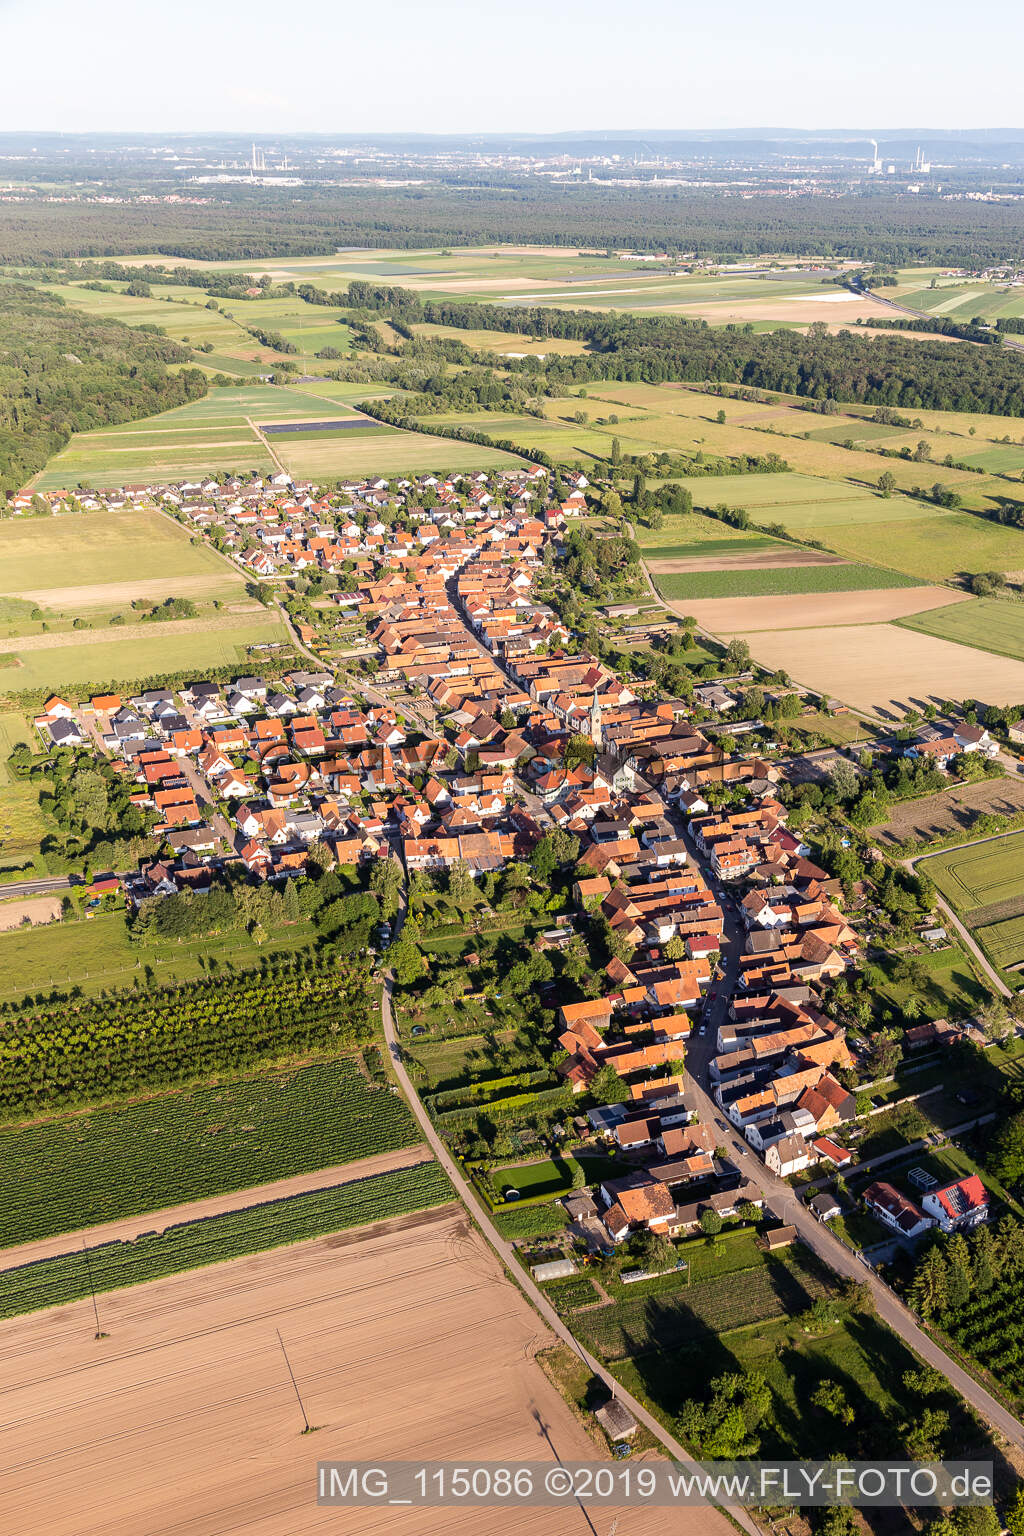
left=589, top=686, right=603, bottom=749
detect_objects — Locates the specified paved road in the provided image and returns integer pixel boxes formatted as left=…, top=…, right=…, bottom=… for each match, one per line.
left=380, top=892, right=759, bottom=1536
left=0, top=874, right=78, bottom=898
left=671, top=816, right=1024, bottom=1451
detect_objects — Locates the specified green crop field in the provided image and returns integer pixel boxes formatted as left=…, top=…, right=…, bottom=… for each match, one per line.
left=0, top=909, right=316, bottom=1004
left=922, top=830, right=1024, bottom=914
left=974, top=914, right=1024, bottom=971
left=1, top=613, right=289, bottom=693
left=655, top=563, right=915, bottom=600
left=491, top=1203, right=569, bottom=1240
left=634, top=513, right=786, bottom=555
left=0, top=1057, right=420, bottom=1246
left=272, top=425, right=522, bottom=478
left=576, top=1249, right=830, bottom=1362
left=898, top=598, right=1024, bottom=663
left=0, top=1160, right=452, bottom=1320
left=0, top=509, right=237, bottom=599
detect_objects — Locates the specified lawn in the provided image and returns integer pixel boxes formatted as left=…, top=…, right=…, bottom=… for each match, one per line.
left=655, top=563, right=915, bottom=600
left=898, top=597, right=1024, bottom=664
left=491, top=1151, right=623, bottom=1201
left=876, top=944, right=989, bottom=1020
left=0, top=1057, right=421, bottom=1246
left=0, top=1161, right=452, bottom=1320
left=0, top=712, right=32, bottom=784
left=0, top=909, right=318, bottom=1004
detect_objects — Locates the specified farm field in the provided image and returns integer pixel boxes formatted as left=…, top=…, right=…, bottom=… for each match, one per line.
left=32, top=383, right=400, bottom=490
left=635, top=514, right=787, bottom=557
left=898, top=597, right=1024, bottom=663
left=0, top=1209, right=686, bottom=1536
left=272, top=423, right=522, bottom=478
left=659, top=585, right=963, bottom=634
left=0, top=780, right=48, bottom=877
left=0, top=613, right=289, bottom=693
left=576, top=1247, right=832, bottom=1362
left=415, top=406, right=653, bottom=464
left=714, top=620, right=1024, bottom=717
left=0, top=509, right=239, bottom=605
left=645, top=471, right=1024, bottom=583
left=655, top=562, right=916, bottom=601
left=870, top=775, right=1024, bottom=847
left=0, top=1058, right=421, bottom=1248
left=0, top=909, right=317, bottom=1004
left=36, top=279, right=357, bottom=376
left=0, top=1160, right=452, bottom=1319
left=973, top=914, right=1024, bottom=972
left=922, top=832, right=1024, bottom=937
left=588, top=382, right=1017, bottom=513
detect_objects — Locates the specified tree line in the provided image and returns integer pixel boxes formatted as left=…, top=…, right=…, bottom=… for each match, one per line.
left=0, top=283, right=207, bottom=494
left=344, top=281, right=1024, bottom=417
left=3, top=184, right=1024, bottom=266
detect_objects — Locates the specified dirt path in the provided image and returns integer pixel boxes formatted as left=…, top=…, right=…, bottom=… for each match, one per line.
left=904, top=839, right=1013, bottom=998
left=0, top=1143, right=432, bottom=1272
left=247, top=415, right=288, bottom=475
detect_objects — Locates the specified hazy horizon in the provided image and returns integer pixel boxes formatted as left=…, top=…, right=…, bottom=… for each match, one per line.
left=3, top=0, right=1021, bottom=136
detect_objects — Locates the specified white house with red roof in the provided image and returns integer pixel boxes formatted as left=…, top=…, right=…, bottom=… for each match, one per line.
left=921, top=1175, right=989, bottom=1234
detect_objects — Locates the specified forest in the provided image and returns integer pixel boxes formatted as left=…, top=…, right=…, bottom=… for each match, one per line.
left=0, top=283, right=207, bottom=493
left=348, top=282, right=1024, bottom=416
left=2, top=184, right=1024, bottom=266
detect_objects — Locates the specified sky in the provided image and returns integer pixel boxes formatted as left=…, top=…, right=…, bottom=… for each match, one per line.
left=2, top=0, right=1022, bottom=136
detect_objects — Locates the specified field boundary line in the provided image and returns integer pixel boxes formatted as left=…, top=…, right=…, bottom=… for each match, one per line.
left=0, top=1143, right=433, bottom=1272
left=246, top=416, right=287, bottom=474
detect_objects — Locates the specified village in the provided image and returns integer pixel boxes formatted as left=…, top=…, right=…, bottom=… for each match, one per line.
left=17, top=464, right=1001, bottom=1276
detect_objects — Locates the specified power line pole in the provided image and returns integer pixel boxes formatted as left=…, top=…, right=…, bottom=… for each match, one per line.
left=276, top=1329, right=311, bottom=1433
left=81, top=1239, right=106, bottom=1339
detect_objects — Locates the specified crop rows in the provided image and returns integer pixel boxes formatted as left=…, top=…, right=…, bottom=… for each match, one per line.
left=0, top=1161, right=453, bottom=1320
left=0, top=1057, right=420, bottom=1247
left=577, top=1257, right=829, bottom=1361
left=947, top=1280, right=1024, bottom=1398
left=0, top=956, right=377, bottom=1116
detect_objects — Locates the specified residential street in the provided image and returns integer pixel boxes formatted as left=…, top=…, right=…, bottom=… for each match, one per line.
left=672, top=813, right=1024, bottom=1452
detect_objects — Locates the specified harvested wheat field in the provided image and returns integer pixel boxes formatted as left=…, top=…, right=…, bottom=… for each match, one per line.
left=0, top=1207, right=704, bottom=1536
left=648, top=549, right=846, bottom=574
left=664, top=585, right=966, bottom=633
left=727, top=622, right=1024, bottom=717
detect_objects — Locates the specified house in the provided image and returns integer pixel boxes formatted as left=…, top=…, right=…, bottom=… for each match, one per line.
left=763, top=1224, right=798, bottom=1251
left=863, top=1182, right=935, bottom=1240
left=808, top=1191, right=841, bottom=1222
left=921, top=1175, right=989, bottom=1234
left=763, top=1133, right=812, bottom=1177
left=47, top=717, right=84, bottom=747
